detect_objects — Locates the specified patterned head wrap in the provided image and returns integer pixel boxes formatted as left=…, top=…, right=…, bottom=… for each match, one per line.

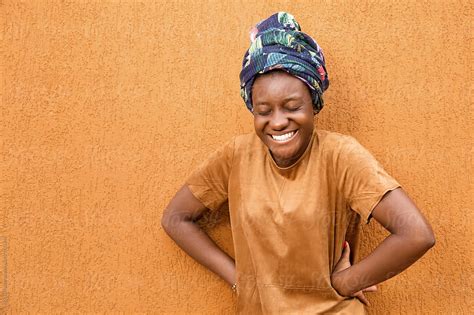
left=239, top=12, right=329, bottom=114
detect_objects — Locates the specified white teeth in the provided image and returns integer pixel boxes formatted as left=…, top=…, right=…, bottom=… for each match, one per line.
left=271, top=131, right=295, bottom=141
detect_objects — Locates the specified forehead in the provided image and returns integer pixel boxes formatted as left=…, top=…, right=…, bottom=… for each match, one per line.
left=252, top=70, right=311, bottom=103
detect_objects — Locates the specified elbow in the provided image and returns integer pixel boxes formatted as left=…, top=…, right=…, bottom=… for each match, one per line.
left=424, top=231, right=436, bottom=249
left=161, top=209, right=190, bottom=233
left=410, top=228, right=436, bottom=251
left=421, top=236, right=435, bottom=254
left=421, top=223, right=436, bottom=249
left=397, top=215, right=436, bottom=250
left=161, top=216, right=166, bottom=227
left=161, top=210, right=173, bottom=232
left=397, top=223, right=435, bottom=251
left=161, top=213, right=169, bottom=232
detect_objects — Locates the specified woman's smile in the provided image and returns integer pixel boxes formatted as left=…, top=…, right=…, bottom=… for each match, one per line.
left=269, top=129, right=298, bottom=143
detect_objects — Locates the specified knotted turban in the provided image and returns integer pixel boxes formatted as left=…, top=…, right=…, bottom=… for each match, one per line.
left=239, top=12, right=329, bottom=114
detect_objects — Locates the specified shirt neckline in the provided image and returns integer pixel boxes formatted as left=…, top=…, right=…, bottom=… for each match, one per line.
left=266, top=129, right=317, bottom=172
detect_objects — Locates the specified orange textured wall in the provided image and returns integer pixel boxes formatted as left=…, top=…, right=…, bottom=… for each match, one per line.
left=2, top=1, right=472, bottom=313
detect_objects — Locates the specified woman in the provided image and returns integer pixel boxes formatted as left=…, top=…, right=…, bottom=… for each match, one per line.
left=161, top=12, right=435, bottom=314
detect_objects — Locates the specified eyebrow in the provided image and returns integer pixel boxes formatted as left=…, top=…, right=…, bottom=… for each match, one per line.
left=281, top=95, right=300, bottom=103
left=254, top=94, right=302, bottom=106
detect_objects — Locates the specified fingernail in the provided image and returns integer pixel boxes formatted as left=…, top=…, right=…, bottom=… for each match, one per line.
left=343, top=241, right=347, bottom=249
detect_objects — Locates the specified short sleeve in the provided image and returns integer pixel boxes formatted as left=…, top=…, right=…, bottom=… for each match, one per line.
left=184, top=137, right=235, bottom=212
left=335, top=136, right=402, bottom=224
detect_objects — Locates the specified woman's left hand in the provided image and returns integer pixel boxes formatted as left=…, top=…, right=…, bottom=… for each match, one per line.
left=331, top=241, right=378, bottom=306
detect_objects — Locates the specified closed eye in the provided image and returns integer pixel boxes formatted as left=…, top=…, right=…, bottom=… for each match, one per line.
left=256, top=110, right=271, bottom=116
left=287, top=106, right=302, bottom=112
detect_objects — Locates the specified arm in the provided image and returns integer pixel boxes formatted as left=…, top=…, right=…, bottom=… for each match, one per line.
left=331, top=187, right=435, bottom=296
left=161, top=184, right=236, bottom=286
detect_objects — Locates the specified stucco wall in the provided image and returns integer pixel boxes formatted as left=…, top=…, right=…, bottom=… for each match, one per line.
left=2, top=0, right=472, bottom=313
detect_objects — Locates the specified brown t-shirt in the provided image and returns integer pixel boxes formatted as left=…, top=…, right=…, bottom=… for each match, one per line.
left=185, top=128, right=401, bottom=314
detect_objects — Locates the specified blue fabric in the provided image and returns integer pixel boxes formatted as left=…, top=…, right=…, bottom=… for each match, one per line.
left=239, top=12, right=329, bottom=114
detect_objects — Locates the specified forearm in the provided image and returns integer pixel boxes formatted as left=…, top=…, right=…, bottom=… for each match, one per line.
left=162, top=215, right=236, bottom=286
left=333, top=233, right=434, bottom=296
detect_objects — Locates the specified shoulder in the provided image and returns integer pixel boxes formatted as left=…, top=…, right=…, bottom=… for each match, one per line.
left=231, top=131, right=262, bottom=151
left=212, top=132, right=262, bottom=162
left=233, top=131, right=259, bottom=144
left=213, top=132, right=256, bottom=150
left=315, top=129, right=360, bottom=153
left=314, top=130, right=374, bottom=170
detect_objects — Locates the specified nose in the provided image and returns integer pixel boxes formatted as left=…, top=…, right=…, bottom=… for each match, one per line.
left=269, top=109, right=289, bottom=130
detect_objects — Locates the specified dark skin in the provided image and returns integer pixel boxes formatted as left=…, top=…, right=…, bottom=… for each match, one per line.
left=251, top=71, right=316, bottom=168
left=161, top=70, right=435, bottom=306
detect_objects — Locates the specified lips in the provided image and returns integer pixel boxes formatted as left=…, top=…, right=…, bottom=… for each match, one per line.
left=269, top=130, right=298, bottom=142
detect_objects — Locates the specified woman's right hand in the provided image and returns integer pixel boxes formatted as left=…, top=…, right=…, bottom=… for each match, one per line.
left=331, top=241, right=378, bottom=306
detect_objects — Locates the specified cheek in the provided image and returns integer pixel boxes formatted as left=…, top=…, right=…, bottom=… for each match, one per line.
left=253, top=117, right=265, bottom=133
left=297, top=111, right=315, bottom=127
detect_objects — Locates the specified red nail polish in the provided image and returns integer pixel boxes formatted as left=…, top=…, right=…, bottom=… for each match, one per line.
left=343, top=241, right=347, bottom=249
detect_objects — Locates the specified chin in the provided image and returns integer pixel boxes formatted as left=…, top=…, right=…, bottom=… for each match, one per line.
left=273, top=149, right=298, bottom=162
left=268, top=141, right=300, bottom=159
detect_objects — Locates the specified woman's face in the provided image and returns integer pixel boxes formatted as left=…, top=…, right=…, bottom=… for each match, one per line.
left=252, top=70, right=315, bottom=168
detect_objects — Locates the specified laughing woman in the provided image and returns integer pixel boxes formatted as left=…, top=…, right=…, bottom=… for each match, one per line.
left=161, top=12, right=435, bottom=314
